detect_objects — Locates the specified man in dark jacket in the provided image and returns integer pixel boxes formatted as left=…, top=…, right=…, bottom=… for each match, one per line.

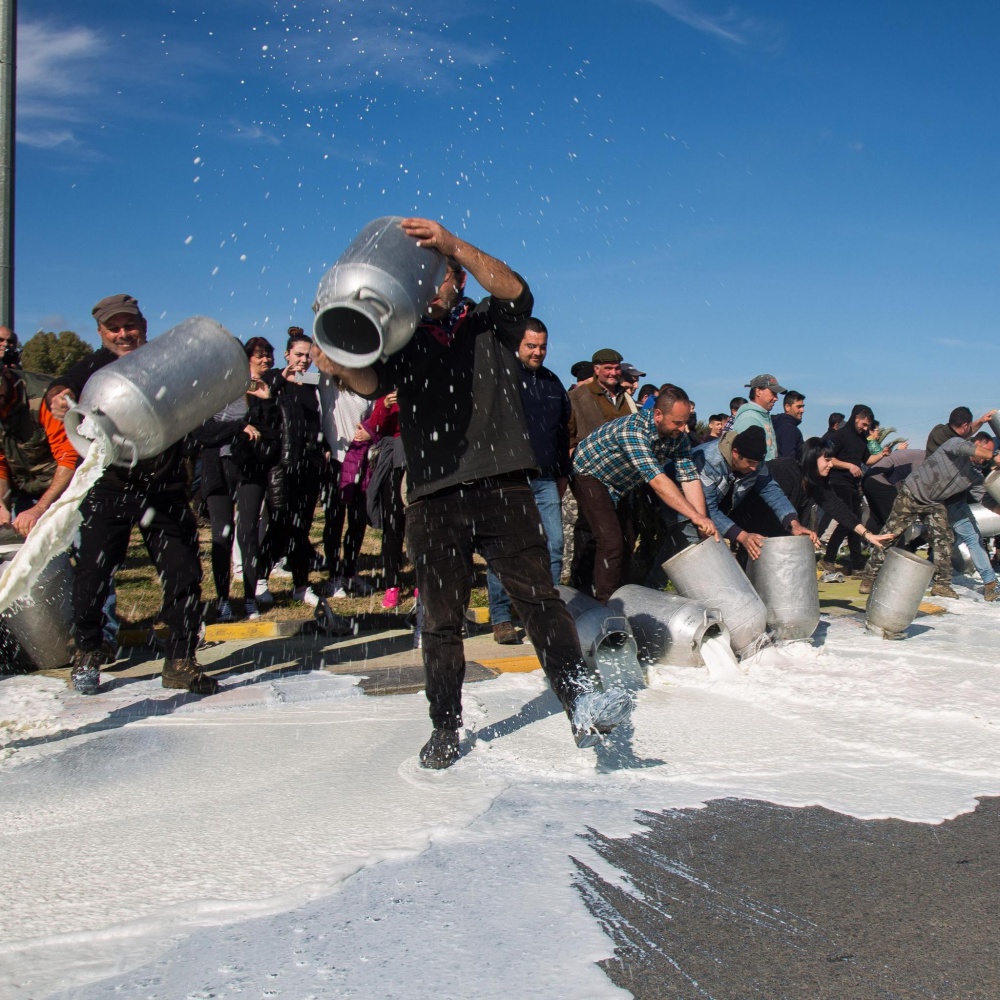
left=311, top=218, right=631, bottom=768
left=46, top=294, right=215, bottom=697
left=486, top=317, right=571, bottom=644
left=771, top=390, right=805, bottom=461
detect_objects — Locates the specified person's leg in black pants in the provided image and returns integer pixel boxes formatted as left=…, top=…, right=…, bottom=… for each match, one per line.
left=234, top=479, right=265, bottom=603
left=380, top=467, right=406, bottom=589
left=73, top=489, right=135, bottom=654
left=139, top=491, right=203, bottom=659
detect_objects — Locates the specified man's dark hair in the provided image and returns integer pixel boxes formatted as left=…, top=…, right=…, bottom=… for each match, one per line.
left=524, top=317, right=547, bottom=336
left=828, top=412, right=845, bottom=431
left=710, top=413, right=727, bottom=423
left=638, top=383, right=658, bottom=401
left=972, top=431, right=995, bottom=445
left=654, top=383, right=690, bottom=414
left=729, top=396, right=748, bottom=413
left=783, top=390, right=805, bottom=406
left=850, top=403, right=875, bottom=423
left=949, top=406, right=974, bottom=428
left=244, top=336, right=274, bottom=359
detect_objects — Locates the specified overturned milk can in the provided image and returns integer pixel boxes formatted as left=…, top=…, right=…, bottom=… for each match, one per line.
left=662, top=537, right=768, bottom=657
left=313, top=216, right=447, bottom=367
left=557, top=586, right=644, bottom=691
left=606, top=583, right=729, bottom=668
left=0, top=541, right=73, bottom=670
left=745, top=535, right=821, bottom=641
left=63, top=317, right=250, bottom=467
left=865, top=547, right=935, bottom=639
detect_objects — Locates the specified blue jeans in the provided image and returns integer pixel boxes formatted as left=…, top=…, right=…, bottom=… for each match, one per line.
left=948, top=500, right=996, bottom=585
left=487, top=476, right=564, bottom=624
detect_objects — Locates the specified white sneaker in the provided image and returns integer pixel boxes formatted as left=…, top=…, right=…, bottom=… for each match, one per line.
left=321, top=576, right=348, bottom=599
left=244, top=598, right=260, bottom=621
left=255, top=579, right=275, bottom=606
left=571, top=687, right=634, bottom=748
left=216, top=599, right=235, bottom=623
left=292, top=586, right=321, bottom=608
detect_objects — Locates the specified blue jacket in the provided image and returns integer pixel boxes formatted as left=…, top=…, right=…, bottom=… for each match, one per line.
left=693, top=431, right=797, bottom=542
left=518, top=362, right=572, bottom=479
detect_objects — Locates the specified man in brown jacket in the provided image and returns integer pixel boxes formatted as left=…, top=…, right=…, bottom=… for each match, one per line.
left=566, top=348, right=636, bottom=590
left=568, top=348, right=635, bottom=450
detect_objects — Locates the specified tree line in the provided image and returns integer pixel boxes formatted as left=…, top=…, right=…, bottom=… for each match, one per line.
left=18, top=331, right=93, bottom=376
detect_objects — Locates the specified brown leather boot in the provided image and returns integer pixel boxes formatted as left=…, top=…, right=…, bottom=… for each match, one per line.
left=162, top=658, right=219, bottom=695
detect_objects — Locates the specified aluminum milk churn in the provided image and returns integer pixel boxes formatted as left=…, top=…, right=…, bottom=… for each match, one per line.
left=606, top=584, right=729, bottom=668
left=313, top=216, right=447, bottom=367
left=865, top=548, right=934, bottom=639
left=662, top=537, right=768, bottom=657
left=745, top=535, right=821, bottom=641
left=63, top=316, right=250, bottom=467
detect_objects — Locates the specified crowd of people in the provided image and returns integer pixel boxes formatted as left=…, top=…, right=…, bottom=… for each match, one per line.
left=1, top=216, right=998, bottom=769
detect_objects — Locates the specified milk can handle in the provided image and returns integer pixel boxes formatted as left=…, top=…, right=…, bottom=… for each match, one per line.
left=356, top=287, right=393, bottom=321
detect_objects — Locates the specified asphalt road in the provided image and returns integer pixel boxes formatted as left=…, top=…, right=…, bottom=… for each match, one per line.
left=575, top=796, right=1000, bottom=999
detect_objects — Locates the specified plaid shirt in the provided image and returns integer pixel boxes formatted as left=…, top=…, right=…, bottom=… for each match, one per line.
left=573, top=408, right=698, bottom=504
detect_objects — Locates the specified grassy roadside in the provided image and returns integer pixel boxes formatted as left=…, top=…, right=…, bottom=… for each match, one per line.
left=114, top=509, right=490, bottom=629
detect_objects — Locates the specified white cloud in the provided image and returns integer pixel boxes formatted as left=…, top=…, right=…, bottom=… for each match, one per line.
left=15, top=127, right=78, bottom=149
left=16, top=20, right=102, bottom=117
left=640, top=0, right=783, bottom=49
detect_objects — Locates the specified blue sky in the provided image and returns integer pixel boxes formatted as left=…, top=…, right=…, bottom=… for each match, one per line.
left=13, top=0, right=1000, bottom=440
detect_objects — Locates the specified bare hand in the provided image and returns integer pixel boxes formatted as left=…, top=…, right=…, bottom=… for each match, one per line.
left=13, top=507, right=42, bottom=537
left=353, top=423, right=372, bottom=443
left=692, top=514, right=720, bottom=542
left=847, top=463, right=863, bottom=478
left=0, top=504, right=10, bottom=528
left=48, top=388, right=76, bottom=421
left=247, top=380, right=271, bottom=400
left=310, top=343, right=346, bottom=378
left=243, top=424, right=261, bottom=442
left=400, top=217, right=459, bottom=256
left=739, top=531, right=767, bottom=560
left=867, top=532, right=896, bottom=551
left=384, top=390, right=398, bottom=408
left=790, top=523, right=821, bottom=549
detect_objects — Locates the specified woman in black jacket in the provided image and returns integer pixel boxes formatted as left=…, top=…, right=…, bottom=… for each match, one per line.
left=259, top=330, right=324, bottom=606
left=195, top=337, right=278, bottom=620
left=801, top=437, right=893, bottom=573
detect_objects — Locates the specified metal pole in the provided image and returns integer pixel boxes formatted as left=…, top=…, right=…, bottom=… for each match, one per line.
left=0, top=0, right=15, bottom=329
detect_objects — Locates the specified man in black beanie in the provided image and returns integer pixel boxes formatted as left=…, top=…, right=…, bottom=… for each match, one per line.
left=693, top=425, right=818, bottom=561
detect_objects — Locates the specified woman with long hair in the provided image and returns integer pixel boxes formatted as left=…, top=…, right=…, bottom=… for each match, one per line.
left=800, top=436, right=894, bottom=572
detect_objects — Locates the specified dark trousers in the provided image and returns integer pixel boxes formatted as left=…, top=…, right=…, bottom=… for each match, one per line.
left=571, top=474, right=636, bottom=603
left=262, top=462, right=321, bottom=589
left=824, top=479, right=864, bottom=568
left=74, top=487, right=202, bottom=659
left=405, top=477, right=587, bottom=730
left=379, top=467, right=406, bottom=588
left=321, top=459, right=367, bottom=581
left=862, top=477, right=898, bottom=532
left=206, top=461, right=266, bottom=602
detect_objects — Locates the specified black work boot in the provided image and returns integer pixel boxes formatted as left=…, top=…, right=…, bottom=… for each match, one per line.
left=162, top=658, right=219, bottom=695
left=419, top=728, right=461, bottom=769
left=69, top=649, right=103, bottom=695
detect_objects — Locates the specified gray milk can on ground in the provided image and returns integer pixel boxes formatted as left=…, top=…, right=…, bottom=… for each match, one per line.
left=662, top=537, right=768, bottom=657
left=745, top=535, right=821, bottom=641
left=606, top=583, right=729, bottom=668
left=313, top=216, right=447, bottom=367
left=865, top=548, right=935, bottom=639
left=557, top=586, right=645, bottom=690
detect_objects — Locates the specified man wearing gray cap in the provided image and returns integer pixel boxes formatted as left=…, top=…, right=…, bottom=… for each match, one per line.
left=618, top=363, right=646, bottom=400
left=732, top=373, right=785, bottom=461
left=46, top=294, right=215, bottom=697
